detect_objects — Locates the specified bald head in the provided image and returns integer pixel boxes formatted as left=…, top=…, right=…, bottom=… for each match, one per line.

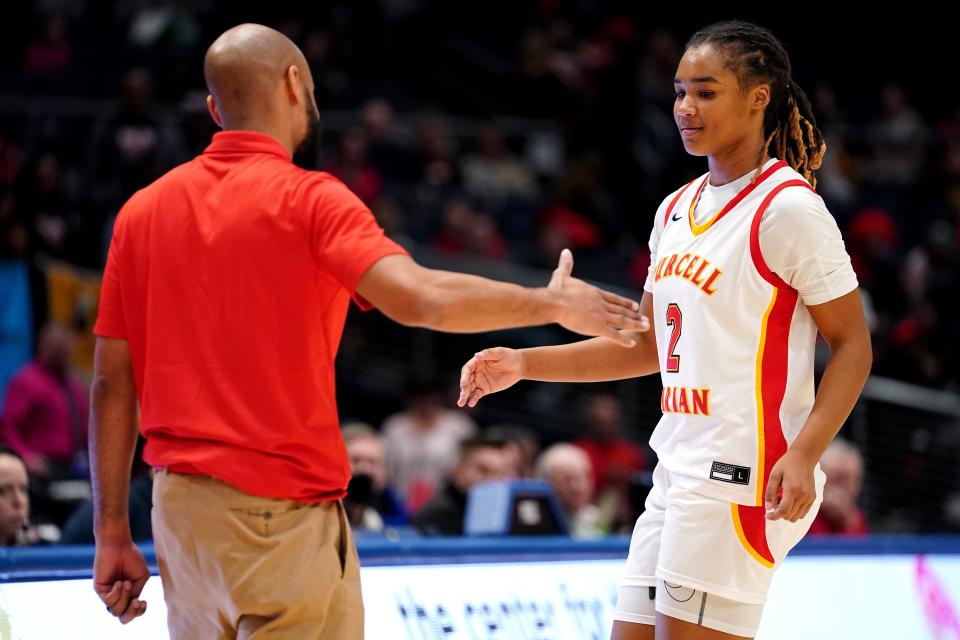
left=538, top=444, right=594, bottom=514
left=204, top=24, right=319, bottom=159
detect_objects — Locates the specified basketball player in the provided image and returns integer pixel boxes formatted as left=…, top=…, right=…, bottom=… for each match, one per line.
left=458, top=21, right=872, bottom=640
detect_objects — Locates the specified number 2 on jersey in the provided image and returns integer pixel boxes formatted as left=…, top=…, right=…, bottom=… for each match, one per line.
left=665, top=303, right=682, bottom=372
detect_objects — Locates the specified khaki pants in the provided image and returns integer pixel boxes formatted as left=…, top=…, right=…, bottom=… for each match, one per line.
left=152, top=470, right=363, bottom=639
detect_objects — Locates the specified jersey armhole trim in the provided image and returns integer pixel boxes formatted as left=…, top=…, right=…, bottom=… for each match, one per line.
left=749, top=180, right=817, bottom=290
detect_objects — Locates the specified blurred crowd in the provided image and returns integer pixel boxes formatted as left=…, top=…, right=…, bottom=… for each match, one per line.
left=2, top=1, right=959, bottom=543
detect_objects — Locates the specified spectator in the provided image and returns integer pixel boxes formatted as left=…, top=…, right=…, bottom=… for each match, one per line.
left=460, top=120, right=539, bottom=212
left=412, top=435, right=510, bottom=536
left=361, top=98, right=410, bottom=184
left=432, top=198, right=509, bottom=260
left=59, top=437, right=153, bottom=544
left=341, top=422, right=408, bottom=531
left=487, top=424, right=540, bottom=479
left=870, top=84, right=927, bottom=188
left=88, top=68, right=185, bottom=210
left=15, top=151, right=82, bottom=262
left=1, top=323, right=87, bottom=480
left=383, top=378, right=477, bottom=511
left=24, top=14, right=72, bottom=78
left=0, top=446, right=30, bottom=546
left=326, top=128, right=382, bottom=205
left=406, top=114, right=460, bottom=235
left=573, top=393, right=646, bottom=497
left=808, top=439, right=870, bottom=536
left=537, top=443, right=604, bottom=538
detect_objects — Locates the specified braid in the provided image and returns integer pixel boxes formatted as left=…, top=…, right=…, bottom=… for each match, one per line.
left=686, top=21, right=826, bottom=188
left=782, top=82, right=827, bottom=187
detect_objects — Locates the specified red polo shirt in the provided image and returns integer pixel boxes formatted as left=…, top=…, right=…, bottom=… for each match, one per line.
left=94, top=131, right=407, bottom=501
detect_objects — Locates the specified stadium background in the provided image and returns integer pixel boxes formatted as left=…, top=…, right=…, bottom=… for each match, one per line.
left=0, top=3, right=959, bottom=637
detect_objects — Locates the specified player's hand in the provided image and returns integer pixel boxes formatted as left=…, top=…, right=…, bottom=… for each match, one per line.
left=94, top=536, right=149, bottom=624
left=458, top=347, right=524, bottom=408
left=548, top=249, right=649, bottom=347
left=765, top=449, right=817, bottom=522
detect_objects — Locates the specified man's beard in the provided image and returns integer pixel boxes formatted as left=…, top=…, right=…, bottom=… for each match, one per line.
left=292, top=102, right=321, bottom=170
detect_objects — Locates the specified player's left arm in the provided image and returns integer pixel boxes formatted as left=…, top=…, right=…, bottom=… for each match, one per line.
left=765, top=288, right=872, bottom=522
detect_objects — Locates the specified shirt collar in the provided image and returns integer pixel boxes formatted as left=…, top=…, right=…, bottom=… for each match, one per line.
left=203, top=130, right=291, bottom=161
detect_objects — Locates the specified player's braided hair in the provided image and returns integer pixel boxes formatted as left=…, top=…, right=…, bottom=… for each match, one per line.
left=686, top=21, right=826, bottom=188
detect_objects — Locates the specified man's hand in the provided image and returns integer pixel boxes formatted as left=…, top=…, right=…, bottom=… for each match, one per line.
left=548, top=249, right=649, bottom=347
left=93, top=537, right=149, bottom=624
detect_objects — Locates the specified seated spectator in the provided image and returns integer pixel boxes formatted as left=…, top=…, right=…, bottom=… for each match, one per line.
left=383, top=378, right=476, bottom=511
left=341, top=422, right=408, bottom=531
left=361, top=98, right=411, bottom=184
left=1, top=323, right=87, bottom=480
left=59, top=436, right=152, bottom=543
left=460, top=121, right=539, bottom=212
left=0, top=446, right=30, bottom=546
left=808, top=439, right=870, bottom=536
left=326, top=128, right=383, bottom=205
left=487, top=423, right=540, bottom=479
left=538, top=443, right=605, bottom=538
left=59, top=472, right=153, bottom=544
left=88, top=68, right=185, bottom=209
left=412, top=435, right=510, bottom=536
left=432, top=198, right=509, bottom=260
left=573, top=393, right=646, bottom=498
left=24, top=14, right=72, bottom=78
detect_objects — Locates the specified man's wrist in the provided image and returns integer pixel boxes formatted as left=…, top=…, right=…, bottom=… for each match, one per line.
left=536, top=287, right=565, bottom=325
left=94, top=518, right=132, bottom=544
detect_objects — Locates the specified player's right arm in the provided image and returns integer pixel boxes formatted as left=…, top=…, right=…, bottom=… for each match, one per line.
left=357, top=249, right=649, bottom=348
left=457, top=290, right=659, bottom=408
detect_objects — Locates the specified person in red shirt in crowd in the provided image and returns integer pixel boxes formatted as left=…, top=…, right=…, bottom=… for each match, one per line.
left=573, top=393, right=647, bottom=496
left=1, top=323, right=87, bottom=479
left=807, top=439, right=870, bottom=536
left=89, top=23, right=647, bottom=638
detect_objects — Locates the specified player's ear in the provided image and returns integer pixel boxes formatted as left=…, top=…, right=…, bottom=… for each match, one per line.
left=751, top=83, right=770, bottom=112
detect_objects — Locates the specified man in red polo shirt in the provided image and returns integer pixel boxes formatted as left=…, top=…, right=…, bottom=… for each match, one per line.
left=90, top=23, right=647, bottom=638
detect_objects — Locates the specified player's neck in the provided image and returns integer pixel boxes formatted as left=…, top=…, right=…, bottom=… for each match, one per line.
left=707, top=137, right=768, bottom=187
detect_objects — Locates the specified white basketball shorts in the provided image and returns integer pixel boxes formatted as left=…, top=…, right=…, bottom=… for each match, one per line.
left=613, top=462, right=825, bottom=636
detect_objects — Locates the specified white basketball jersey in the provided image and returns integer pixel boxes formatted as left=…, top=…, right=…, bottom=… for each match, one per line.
left=647, top=159, right=829, bottom=506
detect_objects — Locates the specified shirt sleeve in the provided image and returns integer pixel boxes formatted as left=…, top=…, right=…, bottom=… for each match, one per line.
left=305, top=175, right=408, bottom=308
left=93, top=217, right=128, bottom=339
left=758, top=187, right=859, bottom=306
left=643, top=192, right=675, bottom=293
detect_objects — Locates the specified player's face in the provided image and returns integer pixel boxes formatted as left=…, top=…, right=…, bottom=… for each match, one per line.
left=673, top=44, right=757, bottom=158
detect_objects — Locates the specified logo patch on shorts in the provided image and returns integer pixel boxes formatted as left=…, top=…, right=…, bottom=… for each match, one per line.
left=710, top=461, right=750, bottom=485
